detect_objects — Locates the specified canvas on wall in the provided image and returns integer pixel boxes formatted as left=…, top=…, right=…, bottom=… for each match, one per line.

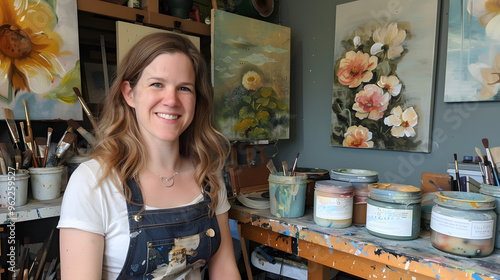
left=443, top=0, right=500, bottom=102
left=211, top=9, right=290, bottom=141
left=330, top=0, right=440, bottom=153
left=0, top=0, right=82, bottom=120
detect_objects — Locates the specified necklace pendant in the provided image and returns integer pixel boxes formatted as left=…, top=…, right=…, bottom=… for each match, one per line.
left=160, top=177, right=175, bottom=188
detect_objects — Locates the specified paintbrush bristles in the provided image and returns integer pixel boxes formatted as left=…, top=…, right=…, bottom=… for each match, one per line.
left=482, top=138, right=490, bottom=149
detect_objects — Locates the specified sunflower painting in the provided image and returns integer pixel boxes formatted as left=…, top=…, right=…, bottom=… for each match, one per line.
left=0, top=0, right=82, bottom=120
left=211, top=9, right=290, bottom=141
left=330, top=0, right=440, bottom=153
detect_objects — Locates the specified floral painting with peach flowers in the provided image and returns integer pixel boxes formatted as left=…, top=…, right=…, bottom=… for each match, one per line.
left=211, top=9, right=290, bottom=141
left=444, top=0, right=500, bottom=102
left=330, top=0, right=440, bottom=152
left=0, top=0, right=82, bottom=120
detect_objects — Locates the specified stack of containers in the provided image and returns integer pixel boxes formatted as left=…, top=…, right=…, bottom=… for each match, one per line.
left=329, top=169, right=378, bottom=224
left=366, top=183, right=422, bottom=240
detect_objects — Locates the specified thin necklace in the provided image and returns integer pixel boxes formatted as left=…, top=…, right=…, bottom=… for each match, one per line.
left=149, top=169, right=179, bottom=188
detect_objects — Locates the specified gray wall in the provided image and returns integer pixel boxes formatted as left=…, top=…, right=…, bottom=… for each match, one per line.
left=272, top=0, right=500, bottom=187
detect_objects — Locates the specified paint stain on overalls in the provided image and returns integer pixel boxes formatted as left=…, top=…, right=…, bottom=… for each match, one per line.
left=116, top=180, right=221, bottom=280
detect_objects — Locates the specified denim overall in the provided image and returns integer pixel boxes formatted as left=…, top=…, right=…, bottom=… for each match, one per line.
left=116, top=180, right=221, bottom=280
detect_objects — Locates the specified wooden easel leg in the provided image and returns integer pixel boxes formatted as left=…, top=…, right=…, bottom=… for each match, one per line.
left=307, top=261, right=329, bottom=280
left=238, top=223, right=253, bottom=280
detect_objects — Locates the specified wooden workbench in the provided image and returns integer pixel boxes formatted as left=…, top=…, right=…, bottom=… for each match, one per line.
left=229, top=203, right=500, bottom=280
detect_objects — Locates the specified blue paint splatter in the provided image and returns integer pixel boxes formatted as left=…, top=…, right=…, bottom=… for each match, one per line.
left=131, top=263, right=139, bottom=272
left=472, top=274, right=484, bottom=280
left=281, top=229, right=290, bottom=236
left=349, top=241, right=370, bottom=257
left=324, top=234, right=332, bottom=248
left=36, top=209, right=41, bottom=218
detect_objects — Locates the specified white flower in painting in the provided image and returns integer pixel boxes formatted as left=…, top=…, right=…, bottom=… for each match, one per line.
left=468, top=0, right=500, bottom=40
left=370, top=23, right=406, bottom=59
left=384, top=106, right=418, bottom=138
left=353, top=36, right=361, bottom=48
left=377, top=75, right=402, bottom=97
left=468, top=52, right=500, bottom=99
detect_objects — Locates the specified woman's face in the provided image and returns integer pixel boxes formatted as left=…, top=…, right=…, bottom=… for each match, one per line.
left=122, top=52, right=196, bottom=145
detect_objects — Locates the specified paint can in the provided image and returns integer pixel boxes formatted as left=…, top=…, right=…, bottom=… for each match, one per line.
left=29, top=166, right=64, bottom=201
left=431, top=191, right=496, bottom=257
left=330, top=169, right=378, bottom=225
left=313, top=180, right=353, bottom=228
left=480, top=184, right=500, bottom=249
left=0, top=169, right=30, bottom=207
left=269, top=173, right=307, bottom=218
left=294, top=167, right=329, bottom=207
left=366, top=183, right=422, bottom=240
left=352, top=186, right=369, bottom=224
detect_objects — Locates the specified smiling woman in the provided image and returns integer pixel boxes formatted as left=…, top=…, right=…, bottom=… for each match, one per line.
left=58, top=32, right=241, bottom=280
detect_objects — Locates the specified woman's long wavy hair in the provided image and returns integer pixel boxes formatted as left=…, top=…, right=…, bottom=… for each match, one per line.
left=91, top=32, right=230, bottom=213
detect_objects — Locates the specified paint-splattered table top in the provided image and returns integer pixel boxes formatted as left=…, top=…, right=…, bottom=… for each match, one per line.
left=230, top=203, right=500, bottom=280
left=0, top=197, right=62, bottom=224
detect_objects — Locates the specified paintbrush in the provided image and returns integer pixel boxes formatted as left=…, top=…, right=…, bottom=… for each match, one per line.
left=73, top=87, right=98, bottom=131
left=291, top=152, right=300, bottom=176
left=22, top=98, right=38, bottom=157
left=35, top=137, right=47, bottom=165
left=0, top=142, right=13, bottom=170
left=67, top=119, right=97, bottom=147
left=33, top=228, right=55, bottom=280
left=482, top=138, right=500, bottom=186
left=0, top=156, right=6, bottom=175
left=42, top=128, right=53, bottom=168
left=454, top=153, right=461, bottom=191
left=3, top=108, right=21, bottom=150
left=266, top=159, right=277, bottom=174
left=55, top=132, right=77, bottom=166
left=282, top=161, right=288, bottom=176
left=20, top=122, right=38, bottom=168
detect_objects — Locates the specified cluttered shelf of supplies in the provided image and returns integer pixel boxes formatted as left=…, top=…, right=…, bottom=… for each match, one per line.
left=77, top=0, right=210, bottom=36
left=229, top=203, right=500, bottom=280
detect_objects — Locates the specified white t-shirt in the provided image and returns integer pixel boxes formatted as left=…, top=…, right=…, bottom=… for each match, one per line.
left=57, top=159, right=231, bottom=280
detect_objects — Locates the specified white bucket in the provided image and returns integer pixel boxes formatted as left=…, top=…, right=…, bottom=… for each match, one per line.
left=0, top=169, right=30, bottom=207
left=29, top=166, right=64, bottom=201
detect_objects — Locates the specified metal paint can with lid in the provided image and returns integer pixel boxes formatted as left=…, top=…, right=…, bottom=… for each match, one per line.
left=430, top=191, right=496, bottom=257
left=480, top=183, right=500, bottom=249
left=330, top=169, right=378, bottom=225
left=314, top=180, right=354, bottom=228
left=366, top=183, right=422, bottom=240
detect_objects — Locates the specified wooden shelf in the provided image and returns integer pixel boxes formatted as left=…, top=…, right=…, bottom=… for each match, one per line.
left=77, top=0, right=147, bottom=23
left=0, top=197, right=62, bottom=225
left=148, top=12, right=210, bottom=36
left=77, top=0, right=211, bottom=37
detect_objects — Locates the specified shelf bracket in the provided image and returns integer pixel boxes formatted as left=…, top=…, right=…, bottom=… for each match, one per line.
left=174, top=20, right=182, bottom=30
left=135, top=14, right=144, bottom=24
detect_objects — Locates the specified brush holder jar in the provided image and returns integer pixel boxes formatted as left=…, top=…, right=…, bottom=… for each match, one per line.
left=29, top=166, right=64, bottom=200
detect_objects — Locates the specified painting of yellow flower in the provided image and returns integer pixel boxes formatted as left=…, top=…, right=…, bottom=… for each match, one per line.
left=212, top=9, right=290, bottom=141
left=0, top=0, right=81, bottom=120
left=331, top=0, right=439, bottom=152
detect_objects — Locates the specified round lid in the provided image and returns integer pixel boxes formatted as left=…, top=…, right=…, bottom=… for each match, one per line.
left=434, top=191, right=496, bottom=210
left=315, top=180, right=353, bottom=193
left=369, top=183, right=422, bottom=203
left=294, top=167, right=329, bottom=180
left=329, top=169, right=379, bottom=183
